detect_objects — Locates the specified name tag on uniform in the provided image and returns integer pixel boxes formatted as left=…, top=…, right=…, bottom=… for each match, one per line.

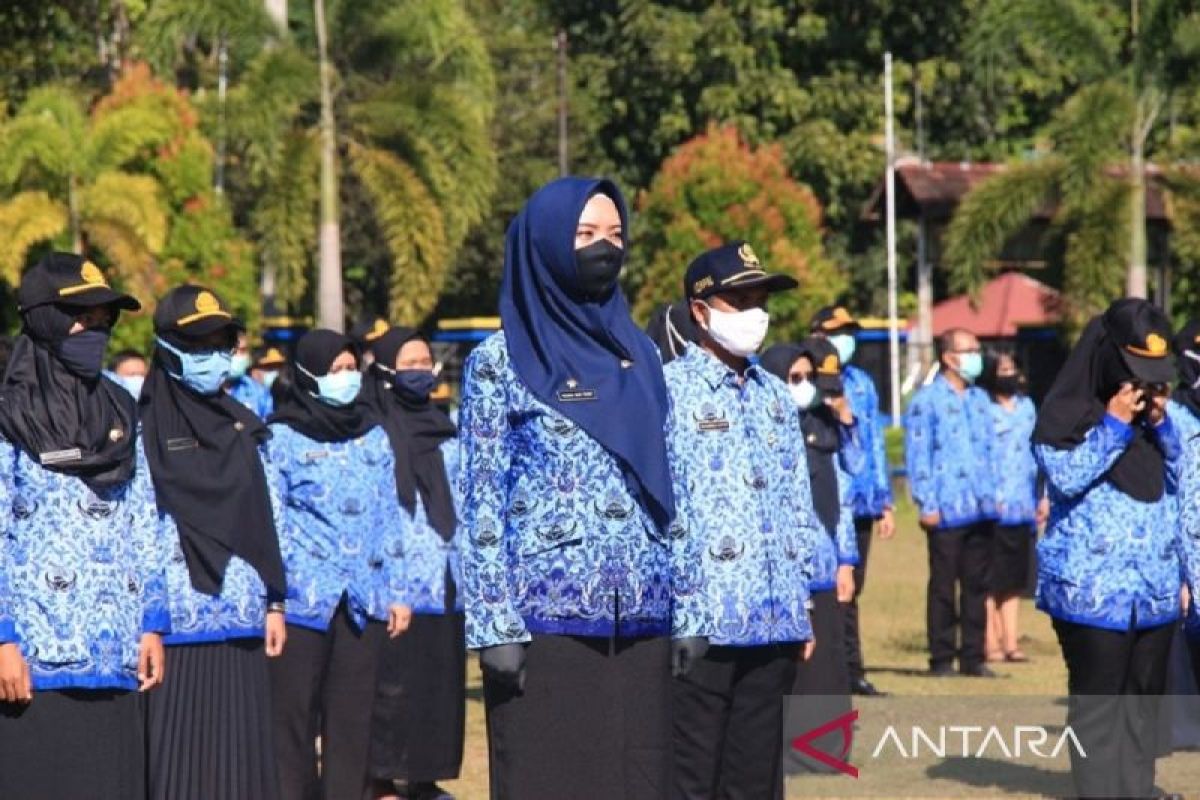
left=39, top=448, right=81, bottom=465
left=166, top=437, right=199, bottom=451
left=304, top=450, right=330, bottom=461
left=557, top=389, right=597, bottom=402
left=697, top=419, right=730, bottom=432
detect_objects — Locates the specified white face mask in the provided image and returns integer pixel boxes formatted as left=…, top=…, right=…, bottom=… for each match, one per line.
left=789, top=379, right=818, bottom=409
left=702, top=304, right=769, bottom=357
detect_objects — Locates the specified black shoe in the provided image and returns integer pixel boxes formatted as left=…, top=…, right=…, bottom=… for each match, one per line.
left=851, top=677, right=887, bottom=696
left=929, top=663, right=955, bottom=677
left=960, top=664, right=998, bottom=678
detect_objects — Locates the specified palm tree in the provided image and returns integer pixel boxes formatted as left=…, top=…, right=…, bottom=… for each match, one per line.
left=0, top=84, right=178, bottom=287
left=945, top=0, right=1200, bottom=316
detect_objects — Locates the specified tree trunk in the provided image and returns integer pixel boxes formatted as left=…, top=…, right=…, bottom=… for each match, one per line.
left=1128, top=136, right=1148, bottom=299
left=265, top=0, right=288, bottom=33
left=68, top=175, right=82, bottom=253
left=314, top=0, right=343, bottom=331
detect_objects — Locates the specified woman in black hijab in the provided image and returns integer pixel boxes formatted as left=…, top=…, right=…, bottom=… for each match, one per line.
left=266, top=329, right=413, bottom=800
left=1033, top=298, right=1187, bottom=798
left=362, top=327, right=464, bottom=800
left=0, top=253, right=163, bottom=800
left=140, top=285, right=288, bottom=800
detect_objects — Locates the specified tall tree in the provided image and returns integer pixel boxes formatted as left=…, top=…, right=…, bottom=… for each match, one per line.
left=312, top=0, right=342, bottom=329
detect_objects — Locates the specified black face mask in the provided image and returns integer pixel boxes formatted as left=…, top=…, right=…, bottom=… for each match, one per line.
left=574, top=239, right=625, bottom=299
left=55, top=328, right=110, bottom=379
left=994, top=375, right=1022, bottom=396
left=393, top=369, right=437, bottom=403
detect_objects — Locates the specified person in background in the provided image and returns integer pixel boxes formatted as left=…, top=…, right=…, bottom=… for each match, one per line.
left=1172, top=321, right=1200, bottom=696
left=459, top=177, right=707, bottom=800
left=977, top=347, right=1045, bottom=665
left=251, top=345, right=288, bottom=392
left=266, top=330, right=412, bottom=800
left=644, top=300, right=700, bottom=364
left=226, top=332, right=273, bottom=419
left=0, top=253, right=166, bottom=799
left=810, top=306, right=893, bottom=696
left=364, top=328, right=464, bottom=800
left=140, top=286, right=288, bottom=800
left=108, top=349, right=148, bottom=398
left=904, top=327, right=997, bottom=678
left=761, top=337, right=861, bottom=775
left=1034, top=299, right=1185, bottom=798
left=666, top=241, right=818, bottom=800
left=351, top=317, right=392, bottom=367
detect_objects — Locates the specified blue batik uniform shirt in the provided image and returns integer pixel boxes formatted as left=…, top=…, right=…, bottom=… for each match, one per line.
left=663, top=345, right=820, bottom=647
left=265, top=423, right=409, bottom=631
left=228, top=375, right=274, bottom=420
left=1037, top=413, right=1185, bottom=631
left=904, top=374, right=997, bottom=529
left=458, top=332, right=709, bottom=650
left=843, top=364, right=893, bottom=519
left=807, top=423, right=865, bottom=593
left=988, top=395, right=1040, bottom=527
left=0, top=438, right=171, bottom=691
left=403, top=439, right=464, bottom=615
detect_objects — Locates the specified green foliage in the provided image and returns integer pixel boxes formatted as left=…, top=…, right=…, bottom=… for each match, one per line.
left=631, top=125, right=840, bottom=344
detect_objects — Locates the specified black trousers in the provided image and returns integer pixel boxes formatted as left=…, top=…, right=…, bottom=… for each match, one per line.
left=845, top=517, right=875, bottom=681
left=926, top=523, right=990, bottom=671
left=673, top=643, right=800, bottom=800
left=485, top=633, right=671, bottom=800
left=269, top=601, right=386, bottom=800
left=1054, top=616, right=1174, bottom=799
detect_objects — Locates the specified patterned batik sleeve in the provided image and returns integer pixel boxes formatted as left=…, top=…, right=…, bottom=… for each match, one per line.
left=664, top=396, right=713, bottom=640
left=863, top=377, right=893, bottom=507
left=835, top=458, right=861, bottom=567
left=837, top=420, right=867, bottom=478
left=1178, top=435, right=1200, bottom=625
left=904, top=391, right=938, bottom=517
left=131, top=441, right=171, bottom=634
left=784, top=403, right=817, bottom=620
left=0, top=441, right=19, bottom=644
left=1035, top=414, right=1134, bottom=499
left=458, top=344, right=529, bottom=649
left=260, top=444, right=290, bottom=603
left=1153, top=415, right=1184, bottom=493
left=375, top=443, right=410, bottom=609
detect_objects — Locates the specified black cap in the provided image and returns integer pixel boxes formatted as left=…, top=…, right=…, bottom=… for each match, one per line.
left=252, top=345, right=287, bottom=369
left=810, top=305, right=861, bottom=334
left=798, top=336, right=844, bottom=394
left=1102, top=298, right=1175, bottom=384
left=18, top=252, right=140, bottom=313
left=683, top=241, right=798, bottom=301
left=153, top=285, right=244, bottom=338
left=350, top=316, right=390, bottom=345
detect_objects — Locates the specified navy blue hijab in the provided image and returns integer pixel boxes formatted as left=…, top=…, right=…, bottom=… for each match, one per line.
left=499, top=176, right=675, bottom=532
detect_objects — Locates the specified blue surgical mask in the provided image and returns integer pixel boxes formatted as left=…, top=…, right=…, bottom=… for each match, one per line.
left=298, top=364, right=362, bottom=406
left=260, top=370, right=280, bottom=389
left=119, top=375, right=145, bottom=398
left=229, top=353, right=251, bottom=380
left=156, top=337, right=232, bottom=396
left=829, top=334, right=856, bottom=365
left=956, top=352, right=984, bottom=383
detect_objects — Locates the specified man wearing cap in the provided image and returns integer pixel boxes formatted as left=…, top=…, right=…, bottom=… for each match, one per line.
left=904, top=327, right=998, bottom=678
left=810, top=305, right=894, bottom=696
left=226, top=332, right=273, bottom=419
left=664, top=241, right=821, bottom=799
left=250, top=345, right=287, bottom=392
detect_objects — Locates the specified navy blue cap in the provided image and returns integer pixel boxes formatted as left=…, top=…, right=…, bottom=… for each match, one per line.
left=683, top=241, right=798, bottom=301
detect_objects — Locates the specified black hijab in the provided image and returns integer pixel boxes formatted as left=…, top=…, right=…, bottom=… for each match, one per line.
left=644, top=301, right=700, bottom=364
left=139, top=287, right=285, bottom=597
left=0, top=303, right=138, bottom=492
left=1173, top=320, right=1200, bottom=416
left=761, top=340, right=842, bottom=536
left=1034, top=301, right=1174, bottom=502
left=363, top=327, right=458, bottom=540
left=268, top=329, right=376, bottom=442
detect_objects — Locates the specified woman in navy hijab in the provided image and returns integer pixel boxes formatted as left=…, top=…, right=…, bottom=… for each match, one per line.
left=458, top=177, right=707, bottom=799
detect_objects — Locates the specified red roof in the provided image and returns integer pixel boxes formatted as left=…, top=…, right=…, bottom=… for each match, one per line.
left=918, top=272, right=1062, bottom=337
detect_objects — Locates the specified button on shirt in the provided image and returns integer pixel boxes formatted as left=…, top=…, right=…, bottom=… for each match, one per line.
left=266, top=424, right=408, bottom=632
left=904, top=375, right=997, bottom=529
left=458, top=332, right=708, bottom=650
left=988, top=395, right=1041, bottom=527
left=0, top=438, right=170, bottom=691
left=664, top=346, right=820, bottom=647
left=1037, top=413, right=1184, bottom=631
left=843, top=364, right=893, bottom=519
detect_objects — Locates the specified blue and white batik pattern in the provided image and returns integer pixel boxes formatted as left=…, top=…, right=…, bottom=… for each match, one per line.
left=228, top=375, right=273, bottom=420
left=402, top=439, right=464, bottom=616
left=843, top=364, right=893, bottom=519
left=988, top=396, right=1041, bottom=527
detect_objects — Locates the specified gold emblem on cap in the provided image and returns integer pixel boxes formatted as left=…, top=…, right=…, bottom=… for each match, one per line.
left=365, top=319, right=390, bottom=342
left=195, top=291, right=221, bottom=314
left=81, top=261, right=106, bottom=286
left=1146, top=333, right=1167, bottom=355
left=820, top=354, right=840, bottom=374
left=833, top=307, right=852, bottom=322
left=693, top=276, right=714, bottom=294
left=737, top=243, right=760, bottom=267
left=265, top=347, right=284, bottom=361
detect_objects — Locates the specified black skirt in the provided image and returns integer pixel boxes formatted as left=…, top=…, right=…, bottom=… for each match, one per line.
left=484, top=633, right=671, bottom=800
left=989, top=523, right=1035, bottom=594
left=369, top=609, right=467, bottom=782
left=147, top=639, right=280, bottom=800
left=787, top=591, right=852, bottom=776
left=0, top=688, right=144, bottom=800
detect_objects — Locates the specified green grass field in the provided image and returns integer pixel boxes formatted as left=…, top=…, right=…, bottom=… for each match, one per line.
left=437, top=497, right=1200, bottom=799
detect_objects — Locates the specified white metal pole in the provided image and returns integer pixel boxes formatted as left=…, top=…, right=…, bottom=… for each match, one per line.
left=884, top=52, right=902, bottom=427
